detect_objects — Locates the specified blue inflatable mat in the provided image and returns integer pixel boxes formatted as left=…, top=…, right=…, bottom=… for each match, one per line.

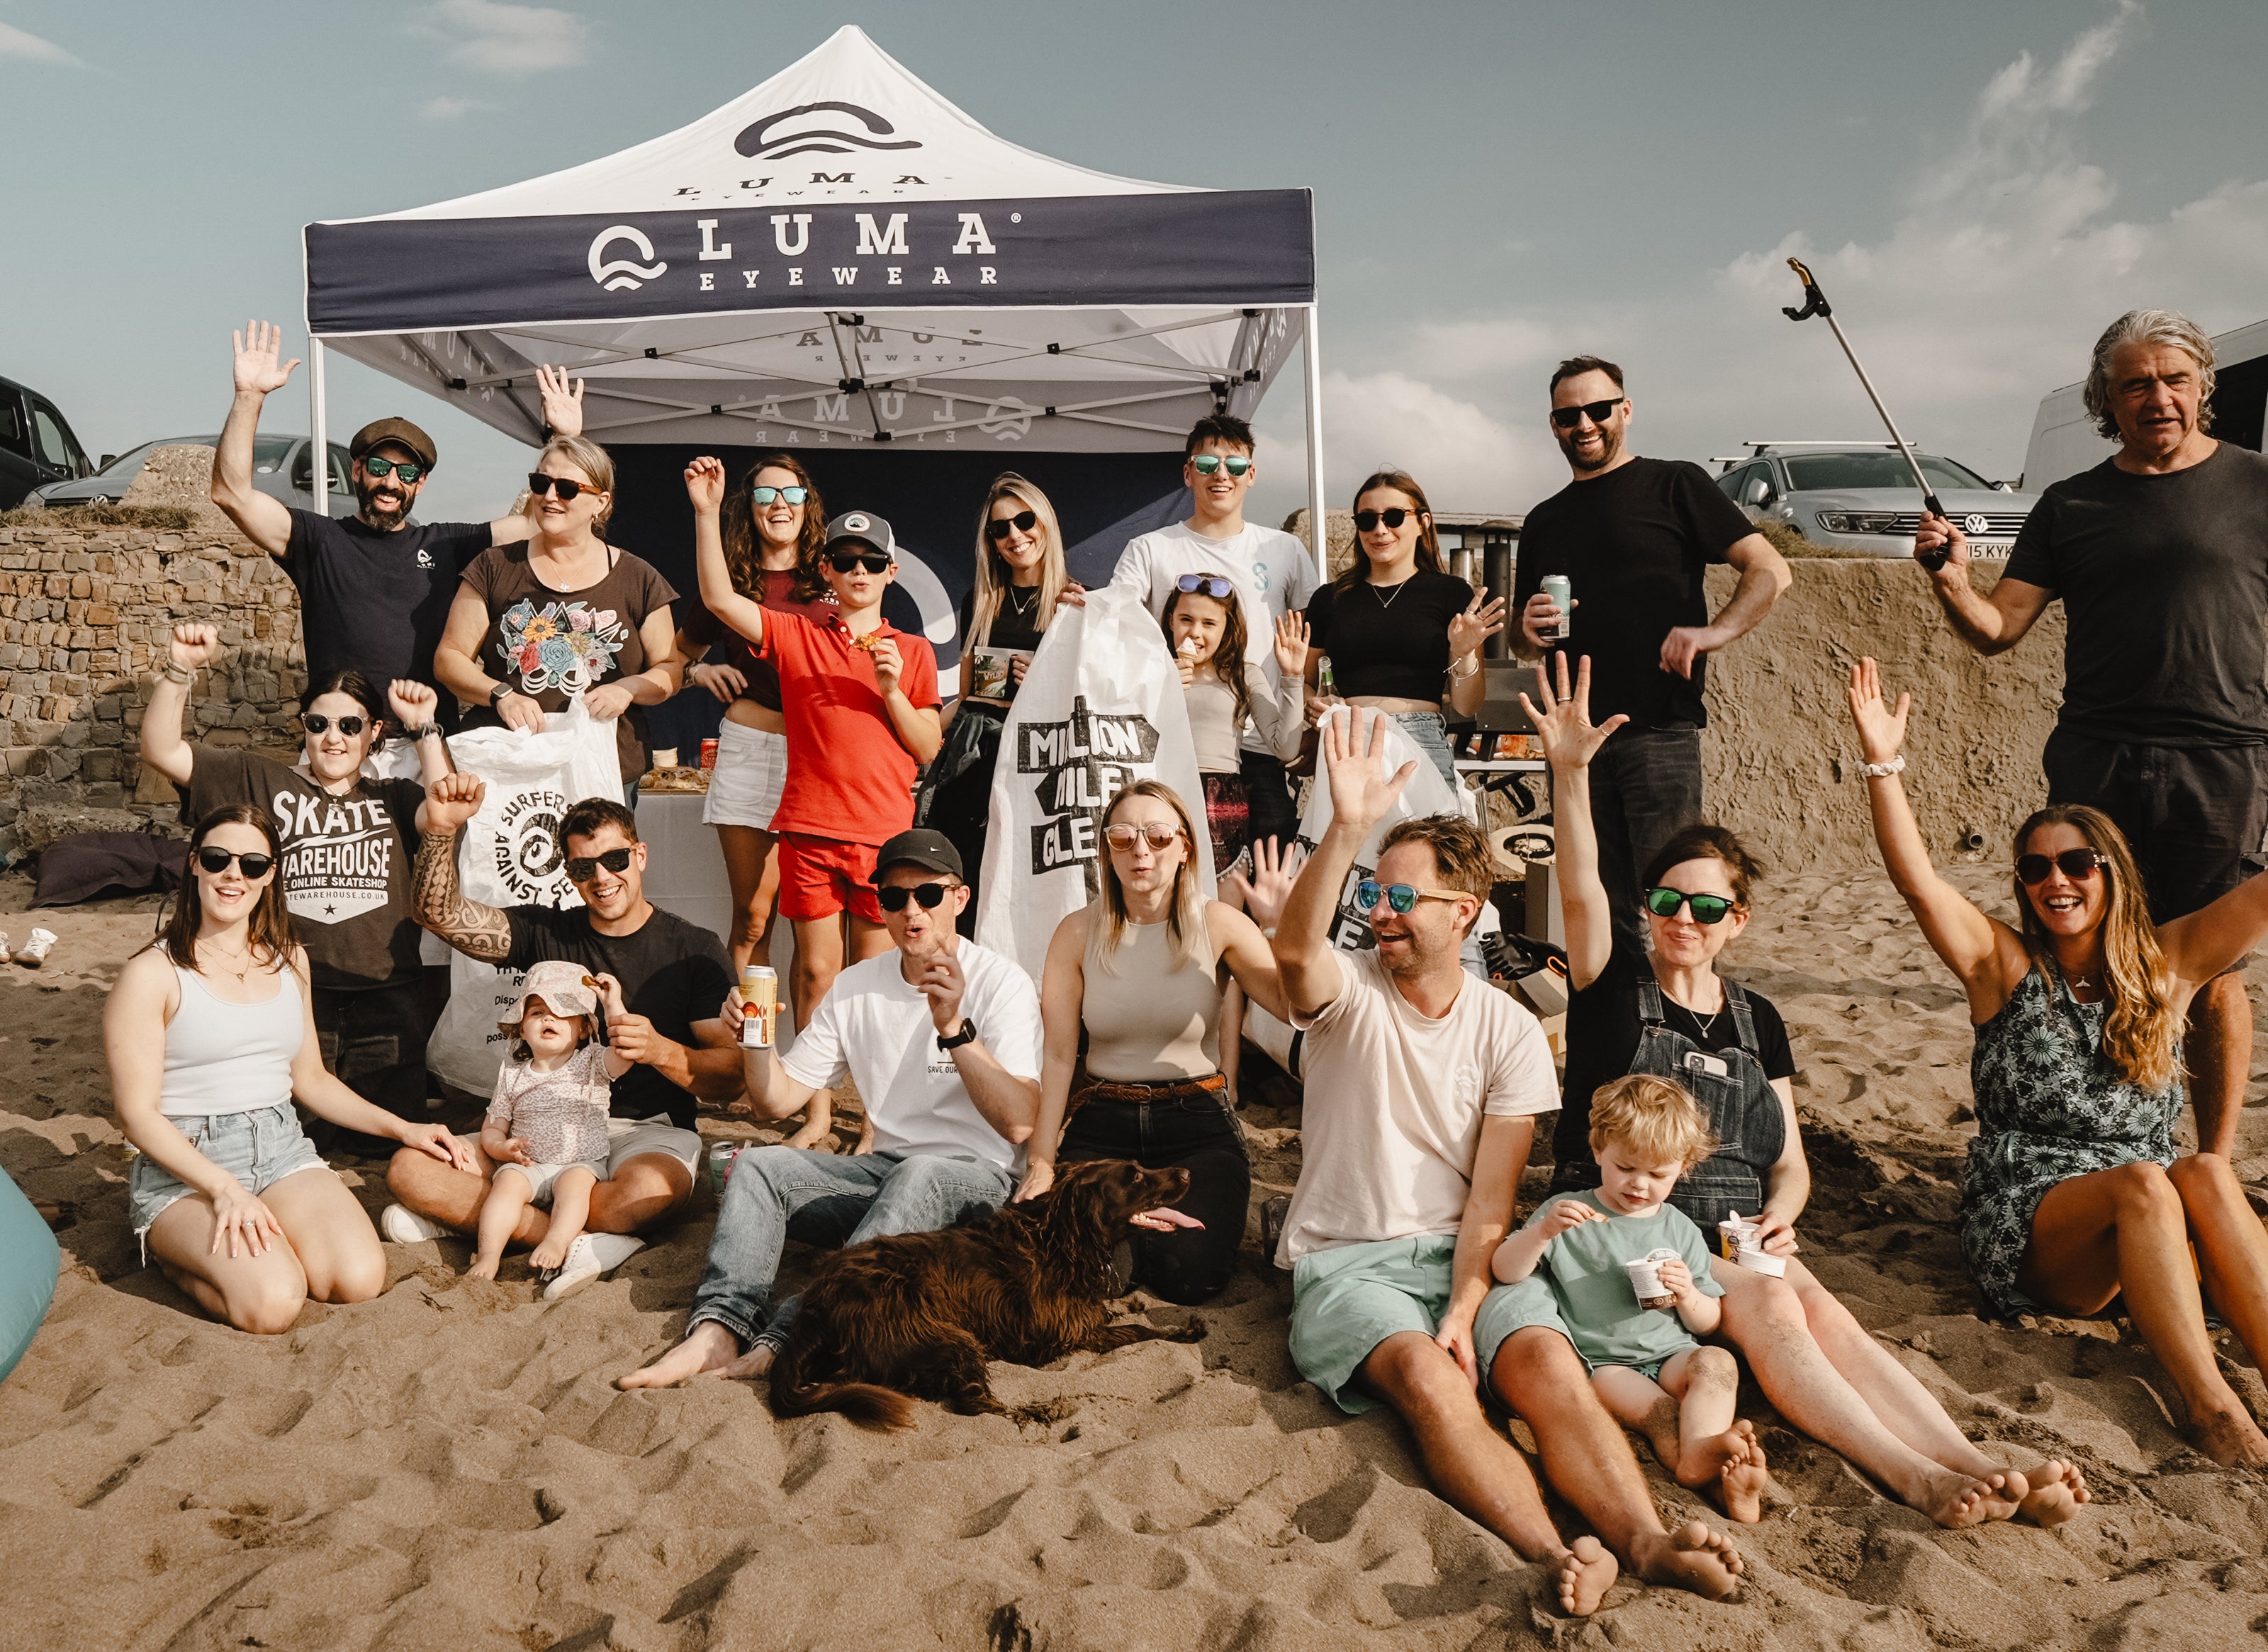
left=0, top=1169, right=59, bottom=1386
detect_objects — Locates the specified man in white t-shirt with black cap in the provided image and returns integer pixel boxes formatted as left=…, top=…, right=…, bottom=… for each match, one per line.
left=619, top=828, right=1042, bottom=1389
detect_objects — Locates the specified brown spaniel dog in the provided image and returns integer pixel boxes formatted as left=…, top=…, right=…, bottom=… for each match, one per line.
left=769, top=1159, right=1206, bottom=1430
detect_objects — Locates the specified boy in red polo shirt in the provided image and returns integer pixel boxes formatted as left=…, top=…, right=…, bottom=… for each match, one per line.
left=688, top=457, right=943, bottom=1146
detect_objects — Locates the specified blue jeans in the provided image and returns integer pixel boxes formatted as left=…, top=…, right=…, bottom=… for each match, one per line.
left=686, top=1146, right=1017, bottom=1350
left=1578, top=725, right=1705, bottom=952
left=1391, top=711, right=1459, bottom=787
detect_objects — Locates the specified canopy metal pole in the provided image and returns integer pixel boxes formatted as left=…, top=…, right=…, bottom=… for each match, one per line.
left=308, top=337, right=331, bottom=519
left=1301, top=303, right=1326, bottom=578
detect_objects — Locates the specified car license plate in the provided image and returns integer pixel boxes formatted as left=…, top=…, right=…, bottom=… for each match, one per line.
left=1967, top=540, right=2011, bottom=558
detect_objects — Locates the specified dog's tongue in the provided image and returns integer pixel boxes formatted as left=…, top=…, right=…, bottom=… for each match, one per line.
left=1130, top=1207, right=1203, bottom=1232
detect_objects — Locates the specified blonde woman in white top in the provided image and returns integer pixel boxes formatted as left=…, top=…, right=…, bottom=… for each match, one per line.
left=104, top=805, right=472, bottom=1334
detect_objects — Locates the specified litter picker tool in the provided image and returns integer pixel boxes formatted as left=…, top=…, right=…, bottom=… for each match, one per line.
left=1780, top=257, right=1950, bottom=571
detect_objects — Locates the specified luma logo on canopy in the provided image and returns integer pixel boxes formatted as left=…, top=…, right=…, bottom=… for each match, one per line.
left=735, top=102, right=921, bottom=160
left=587, top=226, right=668, bottom=292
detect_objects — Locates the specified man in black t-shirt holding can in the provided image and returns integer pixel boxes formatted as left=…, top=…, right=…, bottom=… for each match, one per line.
left=1921, top=309, right=2268, bottom=1162
left=1513, top=356, right=1792, bottom=949
left=207, top=320, right=585, bottom=723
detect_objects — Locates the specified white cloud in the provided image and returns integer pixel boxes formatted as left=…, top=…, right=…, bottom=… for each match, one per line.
left=0, top=21, right=84, bottom=66
left=1318, top=370, right=1560, bottom=515
left=420, top=0, right=590, bottom=76
left=420, top=94, right=494, bottom=121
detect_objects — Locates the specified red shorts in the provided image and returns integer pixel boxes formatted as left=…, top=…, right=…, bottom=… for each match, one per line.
left=776, top=832, right=885, bottom=923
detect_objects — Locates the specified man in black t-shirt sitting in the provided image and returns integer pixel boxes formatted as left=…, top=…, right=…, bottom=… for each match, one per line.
left=207, top=321, right=585, bottom=724
left=384, top=785, right=742, bottom=1298
left=1919, top=309, right=2268, bottom=1162
left=1512, top=355, right=1792, bottom=950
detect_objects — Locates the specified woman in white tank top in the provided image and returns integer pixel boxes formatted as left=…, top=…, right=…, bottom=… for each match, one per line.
left=103, top=807, right=473, bottom=1334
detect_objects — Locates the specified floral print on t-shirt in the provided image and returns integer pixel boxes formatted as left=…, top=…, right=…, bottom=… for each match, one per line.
left=495, top=597, right=629, bottom=695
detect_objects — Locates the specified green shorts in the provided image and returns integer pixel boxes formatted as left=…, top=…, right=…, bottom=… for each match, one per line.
left=1290, top=1236, right=1583, bottom=1415
left=1474, top=1274, right=1695, bottom=1383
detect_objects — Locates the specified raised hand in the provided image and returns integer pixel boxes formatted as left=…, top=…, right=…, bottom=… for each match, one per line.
left=1273, top=611, right=1310, bottom=678
left=535, top=364, right=585, bottom=439
left=1229, top=835, right=1307, bottom=932
left=425, top=771, right=487, bottom=833
left=1520, top=652, right=1628, bottom=772
left=169, top=622, right=223, bottom=671
left=387, top=678, right=439, bottom=730
left=916, top=952, right=967, bottom=1034
left=1321, top=707, right=1417, bottom=838
left=231, top=320, right=300, bottom=397
left=684, top=455, right=726, bottom=515
left=1448, top=592, right=1507, bottom=661
left=1846, top=657, right=1910, bottom=767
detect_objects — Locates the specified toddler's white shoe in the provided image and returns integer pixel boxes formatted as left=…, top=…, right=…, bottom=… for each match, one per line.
left=541, top=1232, right=646, bottom=1300
left=16, top=928, right=56, bottom=968
left=0, top=933, right=12, bottom=965
left=380, top=1203, right=449, bottom=1244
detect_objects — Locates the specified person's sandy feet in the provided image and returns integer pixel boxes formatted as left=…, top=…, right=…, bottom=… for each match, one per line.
left=782, top=1115, right=836, bottom=1152
left=1917, top=1466, right=2021, bottom=1529
left=2018, top=1459, right=2089, bottom=1528
left=466, top=1255, right=501, bottom=1281
left=1678, top=1422, right=1770, bottom=1524
left=2191, top=1403, right=2268, bottom=1468
left=528, top=1233, right=573, bottom=1272
left=719, top=1342, right=777, bottom=1381
left=1545, top=1536, right=1618, bottom=1617
left=1632, top=1519, right=1743, bottom=1601
left=617, top=1321, right=741, bottom=1390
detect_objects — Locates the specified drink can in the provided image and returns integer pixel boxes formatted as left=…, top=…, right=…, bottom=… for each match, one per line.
left=1540, top=575, right=1573, bottom=641
left=707, top=1140, right=741, bottom=1193
left=739, top=965, right=778, bottom=1049
left=700, top=737, right=719, bottom=771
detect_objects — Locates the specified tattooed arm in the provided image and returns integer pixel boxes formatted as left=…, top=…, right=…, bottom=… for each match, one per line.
left=414, top=773, right=514, bottom=962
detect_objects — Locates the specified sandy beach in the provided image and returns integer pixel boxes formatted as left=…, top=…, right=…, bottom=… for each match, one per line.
left=3, top=860, right=2266, bottom=1651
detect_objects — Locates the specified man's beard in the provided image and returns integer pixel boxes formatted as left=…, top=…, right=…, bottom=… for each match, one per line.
left=356, top=481, right=410, bottom=524
left=1559, top=425, right=1624, bottom=474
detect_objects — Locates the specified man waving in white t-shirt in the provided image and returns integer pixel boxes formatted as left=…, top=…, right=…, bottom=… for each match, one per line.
left=1108, top=414, right=1318, bottom=849
left=619, top=830, right=1042, bottom=1390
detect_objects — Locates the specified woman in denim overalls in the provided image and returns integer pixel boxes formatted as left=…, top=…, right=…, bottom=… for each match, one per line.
left=1527, top=657, right=2081, bottom=1529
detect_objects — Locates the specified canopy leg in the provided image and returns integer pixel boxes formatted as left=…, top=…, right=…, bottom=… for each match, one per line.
left=1301, top=305, right=1326, bottom=578
left=309, top=337, right=331, bottom=519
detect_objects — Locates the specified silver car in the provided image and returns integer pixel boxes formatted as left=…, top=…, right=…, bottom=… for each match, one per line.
left=29, top=433, right=351, bottom=512
left=1713, top=442, right=2036, bottom=560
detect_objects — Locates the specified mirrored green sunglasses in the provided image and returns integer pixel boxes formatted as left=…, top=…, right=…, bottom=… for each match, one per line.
left=1643, top=887, right=1736, bottom=924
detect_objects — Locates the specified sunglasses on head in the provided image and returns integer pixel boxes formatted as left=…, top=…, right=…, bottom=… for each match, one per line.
left=361, top=454, right=424, bottom=484
left=196, top=845, right=275, bottom=880
left=2017, top=848, right=2106, bottom=885
left=751, top=484, right=809, bottom=505
left=527, top=472, right=598, bottom=500
left=828, top=548, right=891, bottom=573
left=1189, top=454, right=1252, bottom=477
left=1550, top=398, right=1622, bottom=429
left=1104, top=822, right=1184, bottom=851
left=1353, top=507, right=1419, bottom=533
left=1357, top=880, right=1466, bottom=915
left=563, top=845, right=636, bottom=883
left=876, top=881, right=955, bottom=913
left=1643, top=886, right=1737, bottom=924
left=1173, top=573, right=1234, bottom=600
left=301, top=713, right=368, bottom=736
left=986, top=509, right=1038, bottom=541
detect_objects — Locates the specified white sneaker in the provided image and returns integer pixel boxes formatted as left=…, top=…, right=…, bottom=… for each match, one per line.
left=0, top=933, right=12, bottom=965
left=381, top=1203, right=449, bottom=1244
left=15, top=928, right=54, bottom=967
left=541, top=1232, right=646, bottom=1300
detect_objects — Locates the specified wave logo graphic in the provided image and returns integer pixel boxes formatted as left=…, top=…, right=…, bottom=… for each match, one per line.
left=587, top=225, right=668, bottom=292
left=735, top=101, right=921, bottom=161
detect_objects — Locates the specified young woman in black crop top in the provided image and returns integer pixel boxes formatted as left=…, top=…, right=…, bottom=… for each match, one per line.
left=1301, top=469, right=1505, bottom=782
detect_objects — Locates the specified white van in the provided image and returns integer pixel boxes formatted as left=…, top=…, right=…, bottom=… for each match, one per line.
left=2022, top=316, right=2268, bottom=492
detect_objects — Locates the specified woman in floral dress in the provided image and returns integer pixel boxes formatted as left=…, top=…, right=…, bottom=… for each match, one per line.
left=437, top=434, right=683, bottom=799
left=1851, top=658, right=2268, bottom=1467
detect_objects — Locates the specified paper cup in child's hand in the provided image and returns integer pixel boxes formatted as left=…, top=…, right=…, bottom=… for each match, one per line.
left=1625, top=1247, right=1682, bottom=1310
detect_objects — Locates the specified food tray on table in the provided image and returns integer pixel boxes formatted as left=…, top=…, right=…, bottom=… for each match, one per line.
left=639, top=766, right=709, bottom=794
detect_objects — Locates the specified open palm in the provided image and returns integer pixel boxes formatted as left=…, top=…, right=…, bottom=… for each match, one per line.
left=1519, top=653, right=1627, bottom=770
left=1846, top=657, right=1910, bottom=765
left=1322, top=707, right=1416, bottom=836
left=232, top=320, right=299, bottom=396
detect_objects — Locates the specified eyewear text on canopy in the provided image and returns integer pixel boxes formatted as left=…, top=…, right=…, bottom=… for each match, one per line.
left=1550, top=398, right=1624, bottom=429
left=1189, top=454, right=1252, bottom=477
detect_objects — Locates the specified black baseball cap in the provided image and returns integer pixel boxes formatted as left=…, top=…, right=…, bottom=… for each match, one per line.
left=870, top=828, right=962, bottom=883
left=349, top=417, right=438, bottom=470
left=825, top=510, right=897, bottom=558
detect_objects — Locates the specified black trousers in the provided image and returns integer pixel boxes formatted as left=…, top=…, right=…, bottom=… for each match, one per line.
left=1057, top=1089, right=1250, bottom=1305
left=305, top=978, right=434, bottom=1158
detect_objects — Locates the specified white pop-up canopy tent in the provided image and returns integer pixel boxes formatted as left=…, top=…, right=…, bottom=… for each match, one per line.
left=302, top=25, right=1323, bottom=548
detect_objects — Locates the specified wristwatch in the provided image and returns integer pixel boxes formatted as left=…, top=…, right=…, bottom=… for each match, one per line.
left=936, top=1018, right=978, bottom=1052
left=489, top=682, right=516, bottom=709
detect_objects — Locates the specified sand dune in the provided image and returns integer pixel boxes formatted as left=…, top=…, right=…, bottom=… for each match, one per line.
left=3, top=863, right=2266, bottom=1650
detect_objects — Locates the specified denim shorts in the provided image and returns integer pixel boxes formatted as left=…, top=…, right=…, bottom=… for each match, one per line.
left=128, top=1101, right=332, bottom=1238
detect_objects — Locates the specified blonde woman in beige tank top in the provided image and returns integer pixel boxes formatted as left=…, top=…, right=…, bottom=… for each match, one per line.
left=1012, top=782, right=1302, bottom=1304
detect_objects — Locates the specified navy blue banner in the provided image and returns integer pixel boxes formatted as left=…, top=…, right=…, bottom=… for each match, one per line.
left=307, top=191, right=1314, bottom=334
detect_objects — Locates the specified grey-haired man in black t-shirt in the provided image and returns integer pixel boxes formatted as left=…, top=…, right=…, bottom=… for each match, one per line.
left=1921, top=309, right=2268, bottom=1160
left=207, top=321, right=586, bottom=721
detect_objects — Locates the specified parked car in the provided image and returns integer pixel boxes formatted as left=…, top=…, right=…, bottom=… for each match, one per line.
left=0, top=375, right=95, bottom=510
left=1712, top=442, right=2036, bottom=559
left=28, top=432, right=352, bottom=513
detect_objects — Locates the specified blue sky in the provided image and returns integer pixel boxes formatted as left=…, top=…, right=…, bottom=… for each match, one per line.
left=4, top=1, right=2264, bottom=524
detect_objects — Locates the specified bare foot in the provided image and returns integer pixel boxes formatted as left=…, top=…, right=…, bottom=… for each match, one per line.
left=529, top=1233, right=572, bottom=1271
left=1631, top=1519, right=1743, bottom=1602
left=2017, top=1459, right=2088, bottom=1529
left=1544, top=1536, right=1618, bottom=1617
left=617, top=1320, right=742, bottom=1390
left=466, top=1255, right=500, bottom=1281
left=782, top=1116, right=834, bottom=1152
left=2192, top=1403, right=2268, bottom=1468
left=1678, top=1422, right=1769, bottom=1524
left=718, top=1342, right=777, bottom=1380
left=1916, top=1465, right=2019, bottom=1530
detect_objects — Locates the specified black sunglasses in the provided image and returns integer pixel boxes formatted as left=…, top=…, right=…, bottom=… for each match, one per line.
left=1550, top=398, right=1622, bottom=429
left=986, top=510, right=1038, bottom=541
left=301, top=713, right=368, bottom=736
left=876, top=882, right=955, bottom=913
left=828, top=549, right=892, bottom=573
left=1643, top=886, right=1737, bottom=924
left=196, top=845, right=276, bottom=879
left=361, top=454, right=425, bottom=483
left=1174, top=573, right=1234, bottom=600
left=1353, top=507, right=1420, bottom=533
left=2016, top=848, right=2106, bottom=886
left=527, top=473, right=596, bottom=500
left=1189, top=454, right=1252, bottom=476
left=563, top=846, right=636, bottom=883
left=751, top=484, right=809, bottom=505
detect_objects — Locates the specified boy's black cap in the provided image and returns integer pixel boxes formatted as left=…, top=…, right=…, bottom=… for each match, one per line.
left=870, top=828, right=963, bottom=883
left=825, top=510, right=897, bottom=558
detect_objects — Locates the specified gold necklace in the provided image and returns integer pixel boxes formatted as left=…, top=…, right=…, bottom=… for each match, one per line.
left=203, top=940, right=256, bottom=984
